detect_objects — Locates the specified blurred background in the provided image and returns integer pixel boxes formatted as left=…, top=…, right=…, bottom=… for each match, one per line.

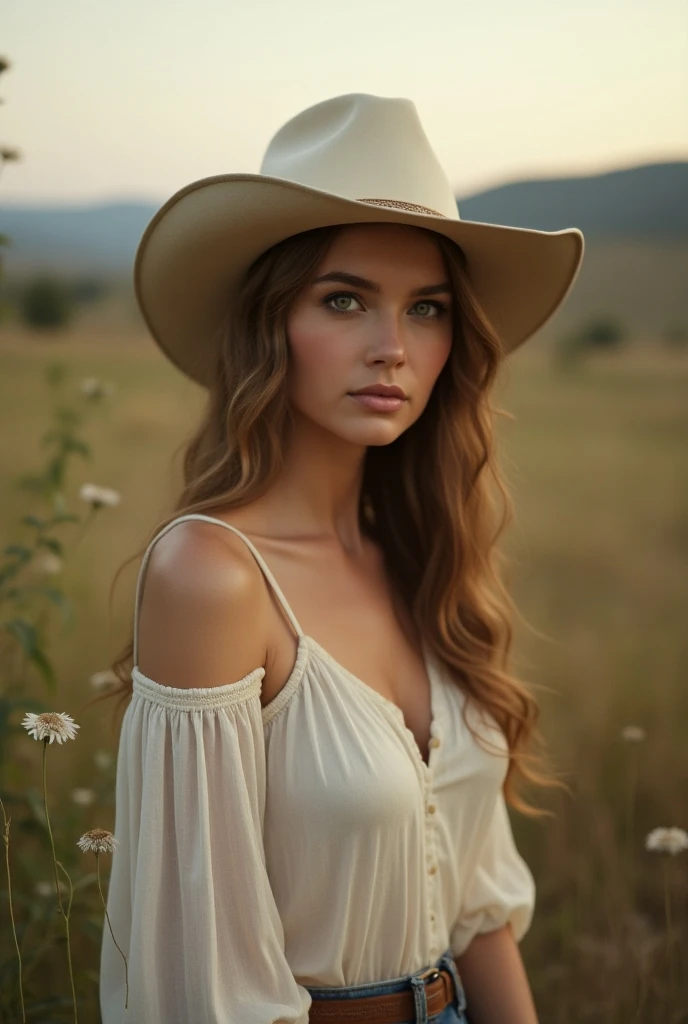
left=1, top=1, right=687, bottom=1021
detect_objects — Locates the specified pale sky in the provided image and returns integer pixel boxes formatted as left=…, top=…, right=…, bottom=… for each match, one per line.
left=2, top=0, right=687, bottom=204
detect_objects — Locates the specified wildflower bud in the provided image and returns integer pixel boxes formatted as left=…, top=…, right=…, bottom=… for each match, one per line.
left=71, top=788, right=96, bottom=807
left=621, top=726, right=646, bottom=743
left=77, top=828, right=118, bottom=855
left=645, top=827, right=688, bottom=855
left=79, top=483, right=121, bottom=509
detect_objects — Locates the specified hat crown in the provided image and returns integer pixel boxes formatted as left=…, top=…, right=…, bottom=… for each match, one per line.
left=260, top=93, right=460, bottom=220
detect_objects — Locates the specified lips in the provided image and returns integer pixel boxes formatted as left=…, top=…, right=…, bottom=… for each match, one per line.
left=350, top=384, right=407, bottom=399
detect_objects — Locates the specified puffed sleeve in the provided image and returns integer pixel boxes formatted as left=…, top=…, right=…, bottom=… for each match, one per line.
left=449, top=791, right=536, bottom=958
left=99, top=666, right=312, bottom=1024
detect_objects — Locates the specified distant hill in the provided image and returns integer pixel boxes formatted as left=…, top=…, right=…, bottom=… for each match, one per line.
left=1, top=160, right=687, bottom=340
left=457, top=160, right=688, bottom=239
left=0, top=202, right=156, bottom=276
left=1, top=160, right=686, bottom=277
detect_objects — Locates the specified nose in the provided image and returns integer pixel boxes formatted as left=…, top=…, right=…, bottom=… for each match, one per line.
left=365, top=310, right=407, bottom=366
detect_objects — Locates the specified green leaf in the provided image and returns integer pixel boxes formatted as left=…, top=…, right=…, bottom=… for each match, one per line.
left=20, top=514, right=47, bottom=529
left=3, top=544, right=33, bottom=559
left=39, top=586, right=74, bottom=628
left=0, top=565, right=21, bottom=588
left=1, top=619, right=57, bottom=691
left=36, top=536, right=64, bottom=556
left=0, top=695, right=49, bottom=724
left=0, top=557, right=30, bottom=589
left=63, top=437, right=91, bottom=459
left=45, top=361, right=68, bottom=386
left=45, top=456, right=65, bottom=490
left=0, top=547, right=32, bottom=587
left=40, top=429, right=62, bottom=447
left=51, top=512, right=81, bottom=526
left=3, top=617, right=38, bottom=654
left=28, top=646, right=56, bottom=691
left=15, top=472, right=48, bottom=494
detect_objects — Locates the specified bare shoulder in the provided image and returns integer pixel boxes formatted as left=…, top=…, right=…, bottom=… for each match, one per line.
left=135, top=518, right=270, bottom=689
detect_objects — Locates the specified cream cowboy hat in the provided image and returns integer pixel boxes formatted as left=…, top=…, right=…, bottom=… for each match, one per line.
left=134, top=93, right=585, bottom=388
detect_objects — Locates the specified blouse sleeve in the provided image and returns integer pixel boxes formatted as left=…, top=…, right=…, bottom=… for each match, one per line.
left=449, top=791, right=536, bottom=958
left=99, top=667, right=312, bottom=1024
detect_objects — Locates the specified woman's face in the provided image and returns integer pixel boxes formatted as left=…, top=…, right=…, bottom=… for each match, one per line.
left=285, top=223, right=454, bottom=447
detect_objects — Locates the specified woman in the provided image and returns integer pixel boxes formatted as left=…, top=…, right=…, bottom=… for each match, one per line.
left=97, top=93, right=584, bottom=1023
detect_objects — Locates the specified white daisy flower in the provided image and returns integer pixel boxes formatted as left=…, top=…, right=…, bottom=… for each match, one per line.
left=645, top=827, right=688, bottom=856
left=621, top=726, right=646, bottom=743
left=22, top=711, right=80, bottom=745
left=94, top=750, right=114, bottom=771
left=79, top=483, right=121, bottom=509
left=80, top=377, right=100, bottom=396
left=89, top=669, right=119, bottom=690
left=80, top=377, right=117, bottom=399
left=77, top=828, right=118, bottom=855
left=71, top=788, right=96, bottom=807
left=33, top=551, right=64, bottom=575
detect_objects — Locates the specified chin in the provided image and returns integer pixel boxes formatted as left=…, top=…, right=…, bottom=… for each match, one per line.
left=338, top=421, right=408, bottom=448
left=293, top=405, right=411, bottom=447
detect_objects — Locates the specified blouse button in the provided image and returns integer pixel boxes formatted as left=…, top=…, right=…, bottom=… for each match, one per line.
left=428, top=864, right=438, bottom=875
left=429, top=737, right=441, bottom=748
left=427, top=803, right=437, bottom=814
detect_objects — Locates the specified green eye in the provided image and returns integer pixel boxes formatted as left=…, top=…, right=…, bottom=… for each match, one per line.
left=323, top=292, right=448, bottom=319
left=331, top=294, right=362, bottom=309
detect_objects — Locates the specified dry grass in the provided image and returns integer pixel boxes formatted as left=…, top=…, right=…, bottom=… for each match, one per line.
left=1, top=324, right=687, bottom=1021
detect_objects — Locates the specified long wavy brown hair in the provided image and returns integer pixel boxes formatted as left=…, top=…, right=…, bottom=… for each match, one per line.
left=87, top=221, right=563, bottom=816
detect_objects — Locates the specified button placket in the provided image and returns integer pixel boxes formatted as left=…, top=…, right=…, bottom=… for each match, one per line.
left=423, top=660, right=443, bottom=959
left=385, top=647, right=445, bottom=960
left=423, top=767, right=440, bottom=959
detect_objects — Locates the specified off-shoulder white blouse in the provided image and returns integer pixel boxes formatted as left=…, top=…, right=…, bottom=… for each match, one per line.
left=100, top=514, right=535, bottom=1024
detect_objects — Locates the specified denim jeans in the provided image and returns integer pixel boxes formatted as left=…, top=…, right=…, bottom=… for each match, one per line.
left=305, top=947, right=469, bottom=1023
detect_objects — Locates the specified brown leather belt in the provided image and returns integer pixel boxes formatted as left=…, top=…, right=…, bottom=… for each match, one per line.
left=307, top=965, right=457, bottom=1022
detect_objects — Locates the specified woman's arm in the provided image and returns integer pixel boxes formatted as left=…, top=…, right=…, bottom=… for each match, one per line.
left=454, top=923, right=538, bottom=1024
left=100, top=521, right=310, bottom=1023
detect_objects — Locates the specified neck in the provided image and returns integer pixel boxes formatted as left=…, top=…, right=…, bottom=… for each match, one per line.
left=245, top=410, right=370, bottom=554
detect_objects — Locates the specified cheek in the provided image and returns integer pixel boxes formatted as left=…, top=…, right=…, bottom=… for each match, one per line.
left=414, top=331, right=452, bottom=393
left=286, top=313, right=351, bottom=407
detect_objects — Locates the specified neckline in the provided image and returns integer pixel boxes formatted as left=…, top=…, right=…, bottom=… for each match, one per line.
left=132, top=630, right=441, bottom=776
left=301, top=633, right=440, bottom=775
left=176, top=516, right=440, bottom=772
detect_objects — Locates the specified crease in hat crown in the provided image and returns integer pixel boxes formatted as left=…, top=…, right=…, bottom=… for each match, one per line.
left=259, top=93, right=460, bottom=220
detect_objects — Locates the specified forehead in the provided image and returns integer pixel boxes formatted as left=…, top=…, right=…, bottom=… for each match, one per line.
left=321, top=223, right=446, bottom=276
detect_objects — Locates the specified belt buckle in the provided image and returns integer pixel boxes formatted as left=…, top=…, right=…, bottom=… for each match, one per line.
left=416, top=967, right=441, bottom=984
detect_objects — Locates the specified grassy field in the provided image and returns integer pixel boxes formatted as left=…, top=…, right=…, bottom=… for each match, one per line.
left=1, top=323, right=687, bottom=1022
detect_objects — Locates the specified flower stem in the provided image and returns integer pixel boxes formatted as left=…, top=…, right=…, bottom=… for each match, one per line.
left=662, top=857, right=675, bottom=1010
left=625, top=745, right=639, bottom=896
left=56, top=861, right=78, bottom=1015
left=96, top=854, right=129, bottom=1009
left=42, top=740, right=79, bottom=1023
left=0, top=797, right=26, bottom=1022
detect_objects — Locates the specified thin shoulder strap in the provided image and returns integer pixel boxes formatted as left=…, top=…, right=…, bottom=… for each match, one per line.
left=133, top=513, right=304, bottom=667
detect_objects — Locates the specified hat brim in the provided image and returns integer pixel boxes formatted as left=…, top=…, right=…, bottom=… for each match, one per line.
left=134, top=173, right=585, bottom=388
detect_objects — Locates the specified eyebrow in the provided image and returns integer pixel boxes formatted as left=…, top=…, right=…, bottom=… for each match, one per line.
left=311, top=271, right=452, bottom=298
